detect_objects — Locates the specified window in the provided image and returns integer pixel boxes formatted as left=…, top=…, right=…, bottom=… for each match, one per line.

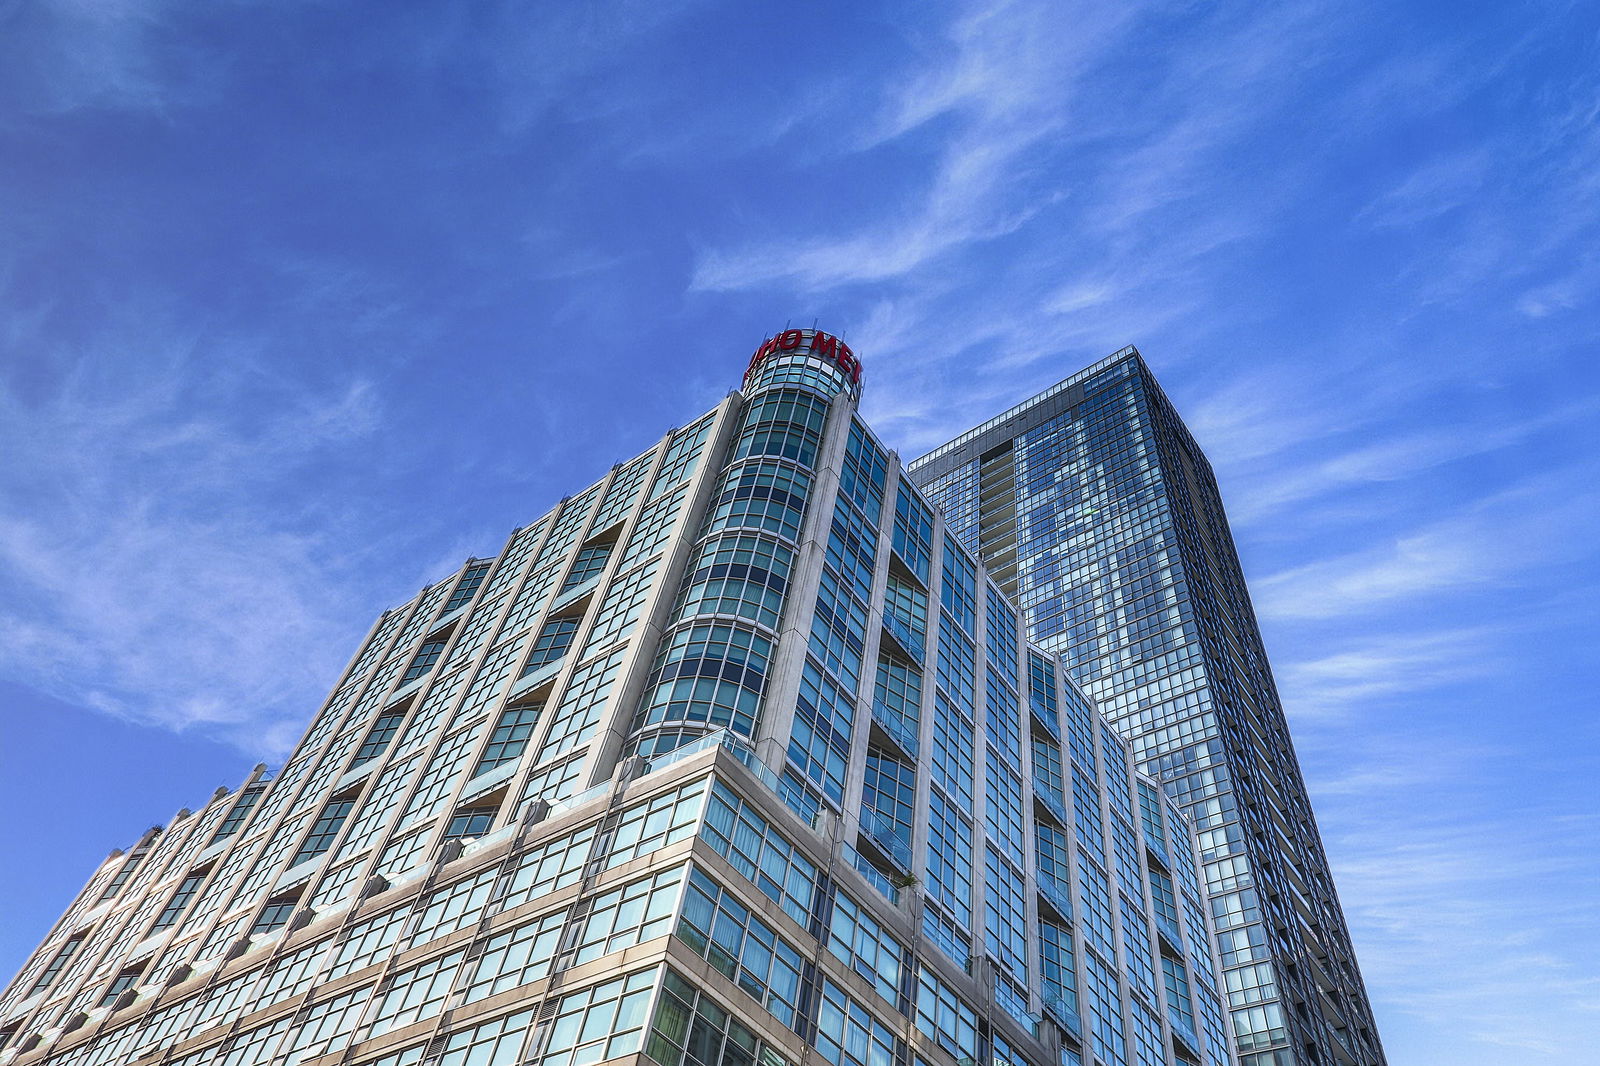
left=98, top=844, right=151, bottom=901
left=444, top=806, right=497, bottom=840
left=813, top=979, right=901, bottom=1066
left=700, top=781, right=817, bottom=929
left=541, top=968, right=657, bottom=1066
left=353, top=711, right=406, bottom=767
left=98, top=966, right=144, bottom=1008
left=826, top=890, right=905, bottom=1011
left=211, top=787, right=264, bottom=842
left=290, top=798, right=355, bottom=866
left=499, top=822, right=598, bottom=910
left=473, top=703, right=542, bottom=775
left=411, top=868, right=497, bottom=946
left=676, top=868, right=805, bottom=1027
left=521, top=617, right=580, bottom=677
left=443, top=562, right=492, bottom=614
left=604, top=778, right=709, bottom=869
left=436, top=1009, right=534, bottom=1066
left=329, top=908, right=407, bottom=979
left=561, top=543, right=614, bottom=594
left=400, top=639, right=449, bottom=685
left=251, top=894, right=300, bottom=936
left=569, top=865, right=685, bottom=965
left=369, top=950, right=465, bottom=1037
left=464, top=909, right=566, bottom=1002
left=150, top=869, right=209, bottom=932
left=646, top=969, right=793, bottom=1066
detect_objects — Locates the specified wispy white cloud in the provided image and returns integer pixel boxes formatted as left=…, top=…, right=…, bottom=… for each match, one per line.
left=1277, top=626, right=1499, bottom=723
left=1253, top=464, right=1600, bottom=620
left=0, top=314, right=395, bottom=758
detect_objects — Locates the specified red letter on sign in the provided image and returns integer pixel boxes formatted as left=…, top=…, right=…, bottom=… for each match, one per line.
left=778, top=329, right=804, bottom=350
left=837, top=343, right=860, bottom=384
left=811, top=332, right=838, bottom=360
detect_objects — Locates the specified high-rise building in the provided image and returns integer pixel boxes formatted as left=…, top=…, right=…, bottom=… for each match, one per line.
left=908, top=349, right=1384, bottom=1066
left=1, top=331, right=1231, bottom=1066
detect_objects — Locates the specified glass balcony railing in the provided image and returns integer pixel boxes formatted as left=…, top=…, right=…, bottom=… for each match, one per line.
left=858, top=806, right=914, bottom=871
left=1036, top=876, right=1074, bottom=922
left=841, top=842, right=901, bottom=905
left=881, top=612, right=925, bottom=662
left=871, top=699, right=919, bottom=759
left=1032, top=778, right=1070, bottom=827
left=1041, top=992, right=1083, bottom=1039
left=1028, top=697, right=1061, bottom=742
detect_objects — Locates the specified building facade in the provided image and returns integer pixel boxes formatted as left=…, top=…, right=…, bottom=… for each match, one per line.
left=907, top=350, right=1384, bottom=1066
left=1, top=332, right=1230, bottom=1066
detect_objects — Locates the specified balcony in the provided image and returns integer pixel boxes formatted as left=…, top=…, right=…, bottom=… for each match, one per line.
left=1028, top=696, right=1061, bottom=742
left=1036, top=877, right=1074, bottom=923
left=841, top=842, right=900, bottom=906
left=880, top=612, right=925, bottom=664
left=1032, top=778, right=1070, bottom=828
left=870, top=699, right=919, bottom=759
left=1041, top=993, right=1082, bottom=1040
left=858, top=806, right=914, bottom=873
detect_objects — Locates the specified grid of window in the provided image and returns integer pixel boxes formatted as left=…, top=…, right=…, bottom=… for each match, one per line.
left=700, top=781, right=817, bottom=929
left=399, top=638, right=448, bottom=686
left=1040, top=919, right=1079, bottom=1019
left=1085, top=952, right=1128, bottom=1066
left=930, top=691, right=975, bottom=811
left=369, top=949, right=464, bottom=1037
left=536, top=648, right=626, bottom=761
left=353, top=711, right=406, bottom=767
left=482, top=519, right=547, bottom=605
left=1121, top=895, right=1157, bottom=1001
left=873, top=655, right=921, bottom=744
left=1036, top=822, right=1072, bottom=894
left=744, top=350, right=851, bottom=397
left=536, top=485, right=601, bottom=568
left=218, top=1015, right=292, bottom=1066
left=211, top=788, right=263, bottom=842
left=925, top=791, right=973, bottom=926
left=883, top=574, right=927, bottom=650
left=560, top=543, right=614, bottom=594
left=861, top=751, right=914, bottom=852
left=96, top=968, right=141, bottom=1008
left=604, top=778, right=709, bottom=869
left=442, top=562, right=492, bottom=615
left=517, top=754, right=584, bottom=811
left=344, top=606, right=411, bottom=695
left=339, top=753, right=419, bottom=858
left=410, top=867, right=496, bottom=947
left=983, top=846, right=1029, bottom=978
left=149, top=870, right=208, bottom=932
left=280, top=985, right=371, bottom=1066
left=499, top=822, right=598, bottom=910
left=472, top=703, right=542, bottom=775
left=892, top=485, right=934, bottom=585
left=734, top=389, right=829, bottom=467
left=809, top=567, right=867, bottom=692
left=839, top=420, right=888, bottom=521
left=675, top=533, right=793, bottom=631
left=290, top=799, right=354, bottom=867
left=454, top=633, right=530, bottom=727
left=541, top=967, right=656, bottom=1066
left=1033, top=737, right=1065, bottom=804
left=594, top=450, right=657, bottom=531
left=649, top=413, right=717, bottom=501
left=396, top=668, right=466, bottom=759
left=443, top=592, right=508, bottom=671
left=940, top=538, right=977, bottom=633
left=676, top=867, right=805, bottom=1028
left=789, top=658, right=853, bottom=803
left=399, top=724, right=485, bottom=826
left=637, top=623, right=773, bottom=739
left=329, top=907, right=408, bottom=979
left=499, top=564, right=561, bottom=643
left=645, top=968, right=793, bottom=1066
left=985, top=761, right=1025, bottom=866
left=914, top=967, right=979, bottom=1061
left=250, top=896, right=298, bottom=936
left=583, top=558, right=662, bottom=655
left=1163, top=955, right=1196, bottom=1036
left=623, top=484, right=690, bottom=568
left=464, top=908, right=566, bottom=1001
left=521, top=618, right=580, bottom=677
left=570, top=865, right=684, bottom=965
left=704, top=460, right=812, bottom=542
left=259, top=937, right=332, bottom=1000
left=826, top=890, right=906, bottom=1010
left=392, top=578, right=454, bottom=654
left=813, top=978, right=901, bottom=1066
left=437, top=1009, right=534, bottom=1066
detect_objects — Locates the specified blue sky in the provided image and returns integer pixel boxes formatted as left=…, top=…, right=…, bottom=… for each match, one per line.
left=1, top=1, right=1597, bottom=1061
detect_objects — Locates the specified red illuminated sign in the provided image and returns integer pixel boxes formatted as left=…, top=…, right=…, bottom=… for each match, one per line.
left=744, top=329, right=861, bottom=389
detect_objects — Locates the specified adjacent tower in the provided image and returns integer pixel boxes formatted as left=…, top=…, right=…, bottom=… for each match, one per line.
left=908, top=348, right=1384, bottom=1066
left=1, top=332, right=1232, bottom=1066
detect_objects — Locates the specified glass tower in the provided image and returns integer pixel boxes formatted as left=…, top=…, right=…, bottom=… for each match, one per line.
left=2, top=332, right=1231, bottom=1066
left=908, top=349, right=1384, bottom=1066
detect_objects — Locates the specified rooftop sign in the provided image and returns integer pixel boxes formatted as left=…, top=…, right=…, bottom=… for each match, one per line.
left=744, top=329, right=861, bottom=389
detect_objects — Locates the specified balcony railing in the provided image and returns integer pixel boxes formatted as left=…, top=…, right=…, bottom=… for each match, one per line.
left=1032, top=778, right=1070, bottom=828
left=857, top=806, right=914, bottom=872
left=881, top=612, right=925, bottom=663
left=871, top=699, right=920, bottom=759
left=841, top=842, right=900, bottom=904
left=1028, top=696, right=1061, bottom=742
left=1036, top=877, right=1074, bottom=923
